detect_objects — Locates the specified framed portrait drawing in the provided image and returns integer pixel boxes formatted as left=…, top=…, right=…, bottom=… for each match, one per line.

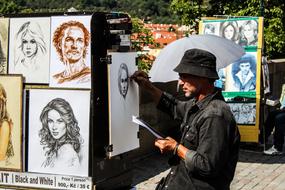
left=108, top=52, right=139, bottom=157
left=27, top=89, right=90, bottom=177
left=49, top=15, right=92, bottom=89
left=228, top=102, right=256, bottom=125
left=0, top=18, right=9, bottom=74
left=201, top=17, right=261, bottom=48
left=0, top=75, right=23, bottom=171
left=201, top=22, right=220, bottom=36
left=8, top=17, right=51, bottom=84
left=225, top=51, right=257, bottom=92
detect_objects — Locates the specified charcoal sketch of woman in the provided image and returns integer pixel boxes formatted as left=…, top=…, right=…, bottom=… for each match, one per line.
left=220, top=21, right=239, bottom=43
left=0, top=38, right=6, bottom=73
left=118, top=63, right=129, bottom=99
left=238, top=20, right=258, bottom=47
left=0, top=84, right=14, bottom=162
left=14, top=21, right=47, bottom=82
left=39, top=98, right=83, bottom=170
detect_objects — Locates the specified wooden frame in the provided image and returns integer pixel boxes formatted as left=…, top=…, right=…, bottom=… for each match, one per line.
left=0, top=74, right=23, bottom=171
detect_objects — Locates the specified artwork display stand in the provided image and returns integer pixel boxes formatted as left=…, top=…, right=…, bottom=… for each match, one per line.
left=199, top=16, right=264, bottom=142
left=0, top=11, right=137, bottom=190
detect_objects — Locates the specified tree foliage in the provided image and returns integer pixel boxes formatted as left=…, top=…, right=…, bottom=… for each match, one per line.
left=170, top=0, right=285, bottom=58
left=131, top=18, right=160, bottom=72
left=1, top=0, right=284, bottom=58
left=0, top=0, right=20, bottom=14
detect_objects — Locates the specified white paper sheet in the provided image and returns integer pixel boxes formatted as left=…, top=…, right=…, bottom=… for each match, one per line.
left=132, top=116, right=165, bottom=139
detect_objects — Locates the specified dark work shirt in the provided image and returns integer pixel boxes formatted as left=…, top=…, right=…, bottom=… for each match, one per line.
left=156, top=89, right=240, bottom=190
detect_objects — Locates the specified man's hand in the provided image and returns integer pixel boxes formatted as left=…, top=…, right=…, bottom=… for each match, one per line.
left=155, top=137, right=177, bottom=154
left=130, top=70, right=151, bottom=88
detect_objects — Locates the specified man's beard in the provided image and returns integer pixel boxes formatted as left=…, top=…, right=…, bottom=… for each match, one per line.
left=184, top=84, right=201, bottom=100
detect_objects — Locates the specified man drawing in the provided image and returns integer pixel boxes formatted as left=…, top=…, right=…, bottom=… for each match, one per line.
left=52, top=21, right=90, bottom=84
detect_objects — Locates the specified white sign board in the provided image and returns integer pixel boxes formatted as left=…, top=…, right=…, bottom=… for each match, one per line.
left=0, top=171, right=92, bottom=190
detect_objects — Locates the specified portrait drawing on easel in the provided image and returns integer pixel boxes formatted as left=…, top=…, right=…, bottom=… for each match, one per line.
left=108, top=52, right=139, bottom=157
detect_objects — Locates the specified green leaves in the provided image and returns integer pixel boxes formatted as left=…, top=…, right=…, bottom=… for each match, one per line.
left=170, top=0, right=285, bottom=58
left=0, top=0, right=20, bottom=14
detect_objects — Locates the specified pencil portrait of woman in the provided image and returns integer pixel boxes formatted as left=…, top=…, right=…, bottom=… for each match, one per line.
left=9, top=18, right=50, bottom=83
left=0, top=18, right=8, bottom=74
left=238, top=20, right=258, bottom=47
left=0, top=84, right=14, bottom=163
left=118, top=63, right=129, bottom=99
left=219, top=21, right=239, bottom=43
left=39, top=98, right=83, bottom=171
left=0, top=41, right=5, bottom=74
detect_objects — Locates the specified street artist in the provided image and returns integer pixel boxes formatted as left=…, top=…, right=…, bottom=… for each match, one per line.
left=131, top=48, right=240, bottom=190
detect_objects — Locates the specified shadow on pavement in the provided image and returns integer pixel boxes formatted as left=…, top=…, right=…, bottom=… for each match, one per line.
left=132, top=152, right=170, bottom=186
left=239, top=143, right=285, bottom=164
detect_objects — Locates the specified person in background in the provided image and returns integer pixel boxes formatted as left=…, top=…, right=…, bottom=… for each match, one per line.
left=131, top=48, right=240, bottom=190
left=263, top=85, right=285, bottom=155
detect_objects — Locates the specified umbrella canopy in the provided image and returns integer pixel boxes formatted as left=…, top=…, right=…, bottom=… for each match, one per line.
left=149, top=34, right=245, bottom=82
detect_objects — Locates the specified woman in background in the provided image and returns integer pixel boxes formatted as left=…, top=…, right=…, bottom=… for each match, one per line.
left=0, top=84, right=14, bottom=162
left=39, top=98, right=83, bottom=170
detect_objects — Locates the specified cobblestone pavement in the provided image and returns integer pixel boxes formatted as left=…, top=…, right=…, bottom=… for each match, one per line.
left=132, top=147, right=285, bottom=190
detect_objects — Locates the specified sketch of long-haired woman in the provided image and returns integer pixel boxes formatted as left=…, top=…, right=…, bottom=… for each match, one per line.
left=39, top=98, right=83, bottom=170
left=0, top=39, right=6, bottom=74
left=14, top=21, right=47, bottom=82
left=0, top=84, right=14, bottom=162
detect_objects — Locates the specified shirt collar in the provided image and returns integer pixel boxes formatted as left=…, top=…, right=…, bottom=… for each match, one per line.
left=193, top=88, right=223, bottom=111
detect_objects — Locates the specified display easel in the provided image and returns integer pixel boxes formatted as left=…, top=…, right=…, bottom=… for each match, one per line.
left=199, top=16, right=264, bottom=143
left=0, top=11, right=137, bottom=190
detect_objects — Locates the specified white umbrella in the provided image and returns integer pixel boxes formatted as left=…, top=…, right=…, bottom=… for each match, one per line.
left=149, top=34, right=245, bottom=82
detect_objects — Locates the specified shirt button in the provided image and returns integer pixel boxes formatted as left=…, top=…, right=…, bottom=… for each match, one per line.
left=170, top=171, right=174, bottom=175
left=165, top=185, right=168, bottom=188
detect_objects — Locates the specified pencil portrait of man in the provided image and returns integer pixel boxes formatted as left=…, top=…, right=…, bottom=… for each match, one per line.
left=49, top=16, right=91, bottom=88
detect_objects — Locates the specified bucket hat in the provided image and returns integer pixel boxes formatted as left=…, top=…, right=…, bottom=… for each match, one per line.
left=173, top=48, right=219, bottom=79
